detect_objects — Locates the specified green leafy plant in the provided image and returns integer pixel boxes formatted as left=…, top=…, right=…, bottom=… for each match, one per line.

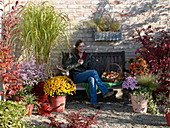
left=22, top=94, right=37, bottom=105
left=17, top=2, right=71, bottom=76
left=0, top=100, right=27, bottom=127
left=85, top=17, right=120, bottom=32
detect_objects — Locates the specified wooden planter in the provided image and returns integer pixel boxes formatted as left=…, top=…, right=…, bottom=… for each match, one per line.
left=94, top=32, right=122, bottom=41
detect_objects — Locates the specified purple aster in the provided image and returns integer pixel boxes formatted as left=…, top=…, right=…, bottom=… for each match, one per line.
left=122, top=76, right=138, bottom=90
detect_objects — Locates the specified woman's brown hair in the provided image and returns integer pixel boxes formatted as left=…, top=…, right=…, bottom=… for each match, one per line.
left=75, top=39, right=85, bottom=48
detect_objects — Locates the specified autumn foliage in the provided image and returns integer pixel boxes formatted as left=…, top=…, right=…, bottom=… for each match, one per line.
left=0, top=1, right=23, bottom=99
left=133, top=26, right=170, bottom=86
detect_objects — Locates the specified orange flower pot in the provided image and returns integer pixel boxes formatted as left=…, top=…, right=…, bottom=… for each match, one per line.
left=50, top=96, right=66, bottom=113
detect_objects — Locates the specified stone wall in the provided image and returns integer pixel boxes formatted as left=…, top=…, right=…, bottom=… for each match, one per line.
left=5, top=0, right=170, bottom=62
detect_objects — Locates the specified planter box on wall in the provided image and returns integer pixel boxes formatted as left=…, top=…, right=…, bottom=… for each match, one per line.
left=94, top=32, right=122, bottom=41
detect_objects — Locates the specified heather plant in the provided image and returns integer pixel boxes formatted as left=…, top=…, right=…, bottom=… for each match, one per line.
left=133, top=25, right=170, bottom=85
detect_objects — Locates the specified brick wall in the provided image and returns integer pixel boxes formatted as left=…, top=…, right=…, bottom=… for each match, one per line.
left=5, top=0, right=170, bottom=62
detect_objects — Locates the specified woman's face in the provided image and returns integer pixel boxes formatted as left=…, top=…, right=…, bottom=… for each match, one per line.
left=76, top=42, right=85, bottom=53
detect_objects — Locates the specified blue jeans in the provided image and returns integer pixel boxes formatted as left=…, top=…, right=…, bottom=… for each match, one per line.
left=73, top=70, right=109, bottom=104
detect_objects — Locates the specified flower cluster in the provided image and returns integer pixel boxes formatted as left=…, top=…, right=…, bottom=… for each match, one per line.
left=43, top=76, right=76, bottom=97
left=128, top=56, right=149, bottom=76
left=122, top=76, right=138, bottom=90
left=18, top=57, right=48, bottom=87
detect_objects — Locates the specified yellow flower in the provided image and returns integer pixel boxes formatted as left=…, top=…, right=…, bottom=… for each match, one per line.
left=43, top=76, right=76, bottom=97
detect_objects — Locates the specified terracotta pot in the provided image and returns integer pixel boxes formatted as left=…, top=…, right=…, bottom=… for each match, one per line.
left=166, top=113, right=170, bottom=126
left=130, top=94, right=148, bottom=113
left=26, top=104, right=34, bottom=116
left=50, top=96, right=66, bottom=113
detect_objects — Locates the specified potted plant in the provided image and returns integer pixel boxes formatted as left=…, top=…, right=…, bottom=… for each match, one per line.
left=22, top=94, right=37, bottom=116
left=85, top=16, right=121, bottom=41
left=122, top=74, right=159, bottom=114
left=14, top=57, right=48, bottom=101
left=156, top=86, right=170, bottom=126
left=128, top=56, right=150, bottom=76
left=16, top=2, right=71, bottom=76
left=43, top=76, right=76, bottom=113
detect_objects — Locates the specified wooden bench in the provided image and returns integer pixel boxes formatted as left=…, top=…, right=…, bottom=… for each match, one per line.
left=62, top=51, right=126, bottom=99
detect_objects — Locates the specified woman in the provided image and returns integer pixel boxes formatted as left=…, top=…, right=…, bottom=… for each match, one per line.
left=64, top=39, right=114, bottom=109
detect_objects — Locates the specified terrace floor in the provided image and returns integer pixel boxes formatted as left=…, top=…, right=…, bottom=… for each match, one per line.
left=23, top=91, right=168, bottom=128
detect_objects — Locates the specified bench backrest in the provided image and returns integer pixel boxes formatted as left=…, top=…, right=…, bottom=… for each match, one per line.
left=89, top=51, right=125, bottom=76
left=62, top=51, right=125, bottom=76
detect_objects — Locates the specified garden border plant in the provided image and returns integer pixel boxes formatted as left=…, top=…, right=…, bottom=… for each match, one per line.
left=0, top=1, right=23, bottom=100
left=44, top=109, right=102, bottom=128
left=0, top=100, right=28, bottom=127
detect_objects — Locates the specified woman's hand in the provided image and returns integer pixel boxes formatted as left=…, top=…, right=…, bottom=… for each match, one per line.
left=78, top=59, right=84, bottom=65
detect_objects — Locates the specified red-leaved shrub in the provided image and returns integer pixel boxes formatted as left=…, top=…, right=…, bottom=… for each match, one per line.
left=133, top=26, right=170, bottom=100
left=44, top=109, right=102, bottom=128
left=133, top=26, right=170, bottom=87
left=0, top=1, right=23, bottom=99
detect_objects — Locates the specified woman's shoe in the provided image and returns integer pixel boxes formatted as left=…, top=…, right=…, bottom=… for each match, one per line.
left=103, top=91, right=114, bottom=98
left=90, top=104, right=100, bottom=109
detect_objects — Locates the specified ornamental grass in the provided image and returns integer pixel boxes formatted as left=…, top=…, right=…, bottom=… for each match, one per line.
left=43, top=76, right=76, bottom=97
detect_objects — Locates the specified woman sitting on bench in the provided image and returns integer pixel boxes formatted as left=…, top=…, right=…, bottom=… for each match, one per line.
left=64, top=39, right=114, bottom=109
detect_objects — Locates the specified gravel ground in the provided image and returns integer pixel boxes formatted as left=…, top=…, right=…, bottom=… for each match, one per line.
left=23, top=91, right=168, bottom=128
